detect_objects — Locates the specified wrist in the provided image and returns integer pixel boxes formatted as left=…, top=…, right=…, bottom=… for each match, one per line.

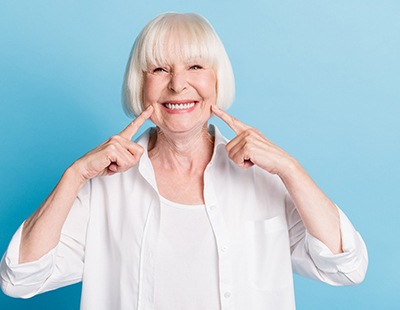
left=277, top=157, right=303, bottom=182
left=64, top=161, right=89, bottom=190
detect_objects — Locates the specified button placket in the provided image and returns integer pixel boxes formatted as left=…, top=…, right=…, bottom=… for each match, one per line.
left=204, top=168, right=234, bottom=309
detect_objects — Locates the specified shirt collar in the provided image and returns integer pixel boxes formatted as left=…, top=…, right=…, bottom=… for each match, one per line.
left=136, top=127, right=158, bottom=191
left=209, top=124, right=229, bottom=150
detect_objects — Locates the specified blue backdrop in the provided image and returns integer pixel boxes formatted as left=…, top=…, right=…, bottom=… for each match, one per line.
left=1, top=1, right=399, bottom=309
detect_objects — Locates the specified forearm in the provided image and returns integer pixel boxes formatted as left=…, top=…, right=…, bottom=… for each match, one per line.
left=17, top=110, right=152, bottom=264
left=19, top=164, right=87, bottom=263
left=280, top=159, right=342, bottom=254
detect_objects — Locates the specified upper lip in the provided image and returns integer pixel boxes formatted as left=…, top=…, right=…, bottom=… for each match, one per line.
left=162, top=99, right=198, bottom=104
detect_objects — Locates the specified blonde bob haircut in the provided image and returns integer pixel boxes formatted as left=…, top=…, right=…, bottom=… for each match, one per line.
left=122, top=12, right=235, bottom=117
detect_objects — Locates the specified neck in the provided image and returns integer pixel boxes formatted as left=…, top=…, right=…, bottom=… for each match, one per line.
left=148, top=124, right=214, bottom=172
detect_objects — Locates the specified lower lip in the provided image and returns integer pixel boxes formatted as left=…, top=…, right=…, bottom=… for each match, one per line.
left=161, top=102, right=199, bottom=114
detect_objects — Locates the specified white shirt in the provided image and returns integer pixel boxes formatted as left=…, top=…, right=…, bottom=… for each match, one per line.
left=154, top=197, right=220, bottom=309
left=0, top=125, right=368, bottom=310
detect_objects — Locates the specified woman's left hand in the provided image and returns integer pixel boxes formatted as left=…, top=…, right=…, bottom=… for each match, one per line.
left=212, top=105, right=343, bottom=253
left=212, top=105, right=343, bottom=254
left=211, top=105, right=295, bottom=176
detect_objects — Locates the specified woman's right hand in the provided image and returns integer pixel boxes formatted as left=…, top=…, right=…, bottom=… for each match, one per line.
left=73, top=105, right=153, bottom=182
left=19, top=106, right=153, bottom=264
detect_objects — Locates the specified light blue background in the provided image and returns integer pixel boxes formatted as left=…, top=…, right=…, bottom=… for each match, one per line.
left=1, top=0, right=399, bottom=309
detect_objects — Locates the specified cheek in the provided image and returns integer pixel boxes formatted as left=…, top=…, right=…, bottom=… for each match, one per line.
left=199, top=73, right=217, bottom=101
left=196, top=82, right=216, bottom=102
left=142, top=75, right=161, bottom=104
left=205, top=85, right=217, bottom=104
left=149, top=106, right=165, bottom=125
left=142, top=86, right=152, bottom=105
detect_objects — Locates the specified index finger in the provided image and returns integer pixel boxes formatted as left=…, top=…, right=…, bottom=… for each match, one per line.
left=119, top=105, right=154, bottom=140
left=211, top=105, right=250, bottom=134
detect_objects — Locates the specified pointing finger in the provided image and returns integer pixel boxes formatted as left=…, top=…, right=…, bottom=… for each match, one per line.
left=119, top=105, right=153, bottom=140
left=211, top=105, right=249, bottom=134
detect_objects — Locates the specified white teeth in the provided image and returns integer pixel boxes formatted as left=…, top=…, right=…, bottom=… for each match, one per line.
left=165, top=102, right=196, bottom=110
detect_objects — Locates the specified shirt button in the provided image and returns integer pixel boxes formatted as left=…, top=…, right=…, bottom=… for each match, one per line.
left=209, top=205, right=216, bottom=211
left=224, top=292, right=231, bottom=298
left=221, top=245, right=228, bottom=252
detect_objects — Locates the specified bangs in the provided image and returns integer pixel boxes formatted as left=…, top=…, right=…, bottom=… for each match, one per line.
left=136, top=14, right=218, bottom=70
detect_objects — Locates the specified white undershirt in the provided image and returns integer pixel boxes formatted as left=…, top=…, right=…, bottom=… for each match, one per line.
left=154, top=196, right=221, bottom=310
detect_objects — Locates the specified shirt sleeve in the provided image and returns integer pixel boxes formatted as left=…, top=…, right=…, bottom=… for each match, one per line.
left=287, top=198, right=368, bottom=286
left=0, top=182, right=91, bottom=298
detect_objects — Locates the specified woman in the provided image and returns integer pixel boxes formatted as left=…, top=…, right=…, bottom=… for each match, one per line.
left=1, top=12, right=367, bottom=309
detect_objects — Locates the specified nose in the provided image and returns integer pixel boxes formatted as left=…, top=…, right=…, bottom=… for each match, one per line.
left=168, top=71, right=187, bottom=93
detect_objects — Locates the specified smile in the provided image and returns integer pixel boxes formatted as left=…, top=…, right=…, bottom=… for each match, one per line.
left=163, top=102, right=197, bottom=110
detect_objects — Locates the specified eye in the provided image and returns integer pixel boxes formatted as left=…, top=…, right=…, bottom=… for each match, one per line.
left=189, top=65, right=203, bottom=70
left=152, top=67, right=167, bottom=73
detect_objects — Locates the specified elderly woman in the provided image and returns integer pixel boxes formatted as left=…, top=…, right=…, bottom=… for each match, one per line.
left=1, top=12, right=367, bottom=310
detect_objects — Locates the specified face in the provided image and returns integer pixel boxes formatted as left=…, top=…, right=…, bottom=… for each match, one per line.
left=142, top=52, right=217, bottom=135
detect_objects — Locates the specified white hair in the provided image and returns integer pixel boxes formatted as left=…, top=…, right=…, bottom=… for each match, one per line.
left=122, top=12, right=235, bottom=116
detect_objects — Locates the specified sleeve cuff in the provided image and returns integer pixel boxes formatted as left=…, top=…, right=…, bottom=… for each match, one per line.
left=305, top=208, right=368, bottom=274
left=1, top=222, right=56, bottom=287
